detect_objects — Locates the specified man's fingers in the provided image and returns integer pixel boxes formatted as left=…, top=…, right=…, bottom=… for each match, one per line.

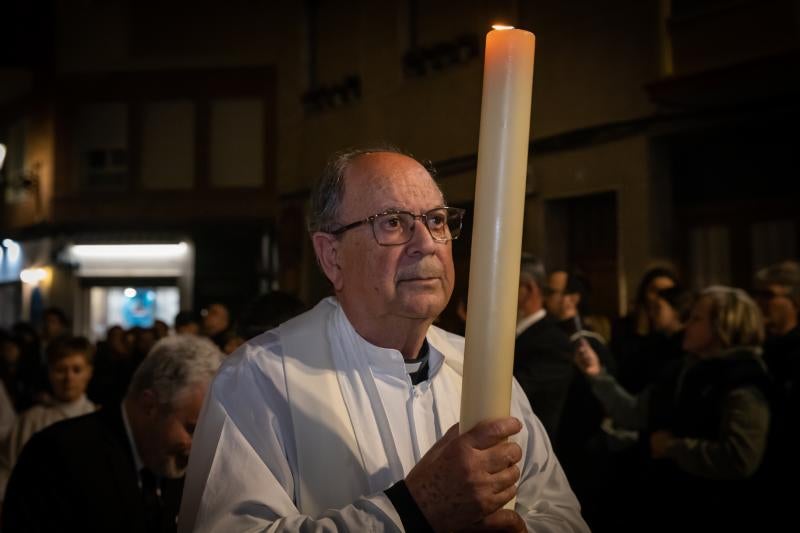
left=490, top=464, right=521, bottom=494
left=426, top=422, right=460, bottom=455
left=485, top=441, right=522, bottom=474
left=465, top=417, right=523, bottom=450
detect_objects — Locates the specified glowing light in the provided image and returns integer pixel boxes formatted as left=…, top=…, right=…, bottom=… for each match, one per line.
left=2, top=239, right=21, bottom=263
left=70, top=242, right=188, bottom=260
left=492, top=24, right=515, bottom=30
left=124, top=287, right=137, bottom=298
left=0, top=143, right=6, bottom=170
left=20, top=268, right=47, bottom=285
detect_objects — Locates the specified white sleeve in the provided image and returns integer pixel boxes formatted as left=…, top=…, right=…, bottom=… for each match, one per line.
left=511, top=380, right=591, bottom=532
left=178, top=338, right=404, bottom=532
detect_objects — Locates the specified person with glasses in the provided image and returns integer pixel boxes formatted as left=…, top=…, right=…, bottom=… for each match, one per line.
left=180, top=146, right=588, bottom=532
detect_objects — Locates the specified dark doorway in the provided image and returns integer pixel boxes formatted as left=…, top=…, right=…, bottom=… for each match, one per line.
left=545, top=191, right=619, bottom=321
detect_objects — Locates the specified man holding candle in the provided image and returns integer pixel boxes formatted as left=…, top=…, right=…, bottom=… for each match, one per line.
left=179, top=147, right=588, bottom=532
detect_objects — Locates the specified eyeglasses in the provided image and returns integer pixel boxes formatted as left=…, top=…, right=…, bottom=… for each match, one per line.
left=330, top=207, right=466, bottom=246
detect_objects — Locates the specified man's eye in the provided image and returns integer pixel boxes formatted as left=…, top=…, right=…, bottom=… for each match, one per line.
left=381, top=216, right=403, bottom=230
left=429, top=214, right=446, bottom=226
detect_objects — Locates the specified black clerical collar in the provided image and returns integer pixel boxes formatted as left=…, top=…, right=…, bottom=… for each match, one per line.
left=404, top=340, right=430, bottom=385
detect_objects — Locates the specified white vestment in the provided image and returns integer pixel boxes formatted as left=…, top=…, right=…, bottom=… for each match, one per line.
left=179, top=297, right=588, bottom=532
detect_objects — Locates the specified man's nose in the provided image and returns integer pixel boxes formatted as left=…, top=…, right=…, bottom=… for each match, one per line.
left=407, top=219, right=437, bottom=252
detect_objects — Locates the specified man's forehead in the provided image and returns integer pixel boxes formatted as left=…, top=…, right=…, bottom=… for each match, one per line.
left=347, top=152, right=430, bottom=180
left=342, top=153, right=443, bottom=207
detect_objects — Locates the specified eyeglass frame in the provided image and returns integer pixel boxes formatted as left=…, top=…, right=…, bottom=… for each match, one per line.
left=328, top=206, right=466, bottom=246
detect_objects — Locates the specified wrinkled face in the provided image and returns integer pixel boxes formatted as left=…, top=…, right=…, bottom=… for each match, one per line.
left=145, top=384, right=206, bottom=479
left=329, top=152, right=455, bottom=324
left=49, top=353, right=93, bottom=403
left=682, top=296, right=718, bottom=357
left=544, top=271, right=568, bottom=319
left=756, top=284, right=795, bottom=335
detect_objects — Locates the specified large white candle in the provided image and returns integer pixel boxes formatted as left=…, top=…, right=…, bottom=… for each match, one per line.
left=460, top=26, right=535, bottom=433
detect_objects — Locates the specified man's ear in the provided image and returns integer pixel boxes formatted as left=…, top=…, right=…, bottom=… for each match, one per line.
left=312, top=232, right=344, bottom=291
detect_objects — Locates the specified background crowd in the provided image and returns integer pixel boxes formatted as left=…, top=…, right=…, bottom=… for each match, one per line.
left=0, top=257, right=797, bottom=531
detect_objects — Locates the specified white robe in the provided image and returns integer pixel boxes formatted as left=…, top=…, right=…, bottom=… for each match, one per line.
left=179, top=297, right=588, bottom=532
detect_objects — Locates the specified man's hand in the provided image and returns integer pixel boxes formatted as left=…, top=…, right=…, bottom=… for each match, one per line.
left=650, top=430, right=676, bottom=459
left=573, top=338, right=601, bottom=376
left=404, top=417, right=525, bottom=532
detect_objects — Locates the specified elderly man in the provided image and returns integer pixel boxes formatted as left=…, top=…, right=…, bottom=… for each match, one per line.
left=3, top=335, right=223, bottom=533
left=179, top=147, right=588, bottom=532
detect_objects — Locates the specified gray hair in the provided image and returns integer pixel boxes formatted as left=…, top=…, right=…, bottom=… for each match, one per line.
left=755, top=260, right=800, bottom=307
left=127, top=335, right=223, bottom=409
left=307, top=144, right=439, bottom=234
left=520, top=253, right=547, bottom=290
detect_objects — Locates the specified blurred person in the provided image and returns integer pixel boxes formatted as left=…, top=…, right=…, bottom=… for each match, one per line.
left=0, top=381, right=14, bottom=444
left=174, top=310, right=201, bottom=336
left=0, top=337, right=96, bottom=501
left=575, top=286, right=774, bottom=530
left=538, top=267, right=618, bottom=529
left=41, top=307, right=70, bottom=346
left=40, top=307, right=71, bottom=376
left=132, top=327, right=159, bottom=362
left=754, top=260, right=800, bottom=384
left=8, top=322, right=46, bottom=407
left=0, top=333, right=36, bottom=413
left=201, top=303, right=231, bottom=350
left=513, top=254, right=574, bottom=442
left=610, top=266, right=679, bottom=377
left=179, top=147, right=588, bottom=532
left=618, top=285, right=693, bottom=394
left=545, top=268, right=616, bottom=373
left=89, top=325, right=135, bottom=407
left=0, top=333, right=16, bottom=442
left=753, top=260, right=800, bottom=511
left=153, top=320, right=170, bottom=339
left=2, top=335, right=223, bottom=533
left=221, top=330, right=245, bottom=355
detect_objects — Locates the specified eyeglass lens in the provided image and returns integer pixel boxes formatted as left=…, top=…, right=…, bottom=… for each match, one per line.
left=373, top=208, right=462, bottom=245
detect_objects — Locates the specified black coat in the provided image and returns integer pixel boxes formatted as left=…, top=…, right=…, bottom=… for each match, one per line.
left=513, top=315, right=575, bottom=443
left=3, top=406, right=182, bottom=533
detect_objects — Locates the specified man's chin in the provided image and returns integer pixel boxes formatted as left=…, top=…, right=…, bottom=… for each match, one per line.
left=396, top=297, right=448, bottom=320
left=158, top=458, right=188, bottom=479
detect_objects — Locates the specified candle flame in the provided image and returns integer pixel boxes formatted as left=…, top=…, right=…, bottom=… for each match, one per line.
left=492, top=24, right=515, bottom=30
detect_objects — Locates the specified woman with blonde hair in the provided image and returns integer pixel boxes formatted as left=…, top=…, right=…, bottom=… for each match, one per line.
left=576, top=285, right=774, bottom=530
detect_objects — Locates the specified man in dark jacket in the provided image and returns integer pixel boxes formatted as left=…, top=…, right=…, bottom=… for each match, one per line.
left=3, top=335, right=223, bottom=533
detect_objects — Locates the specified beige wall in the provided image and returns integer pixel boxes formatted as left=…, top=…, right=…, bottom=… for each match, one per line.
left=528, top=137, right=659, bottom=311
left=35, top=0, right=677, bottom=312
